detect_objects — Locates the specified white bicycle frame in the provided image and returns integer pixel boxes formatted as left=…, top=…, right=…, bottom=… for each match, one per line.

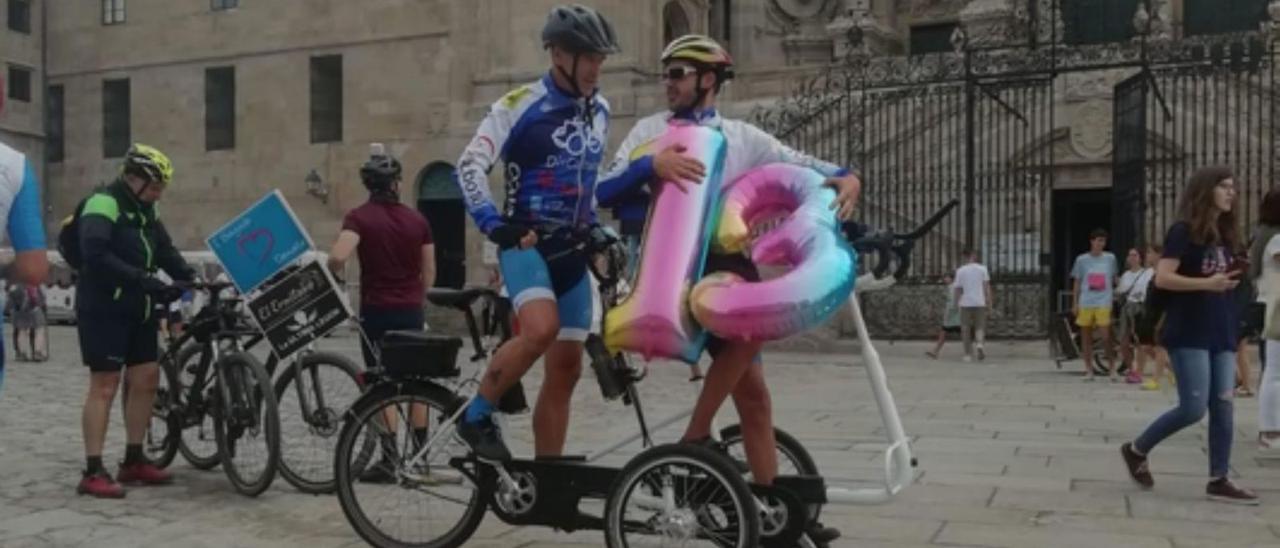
left=405, top=270, right=914, bottom=510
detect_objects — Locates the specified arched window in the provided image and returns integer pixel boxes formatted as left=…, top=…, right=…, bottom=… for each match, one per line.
left=415, top=162, right=466, bottom=288
left=663, top=1, right=691, bottom=45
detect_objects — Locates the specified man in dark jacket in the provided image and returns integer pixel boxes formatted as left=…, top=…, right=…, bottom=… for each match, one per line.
left=76, top=144, right=194, bottom=498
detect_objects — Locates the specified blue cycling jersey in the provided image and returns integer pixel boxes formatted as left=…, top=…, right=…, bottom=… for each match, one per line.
left=0, top=143, right=46, bottom=253
left=0, top=141, right=49, bottom=393
left=455, top=74, right=610, bottom=234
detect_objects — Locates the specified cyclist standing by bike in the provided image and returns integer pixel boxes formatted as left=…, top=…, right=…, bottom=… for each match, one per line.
left=453, top=4, right=619, bottom=461
left=596, top=34, right=861, bottom=544
left=328, top=145, right=436, bottom=481
left=75, top=144, right=194, bottom=498
left=0, top=73, right=50, bottom=395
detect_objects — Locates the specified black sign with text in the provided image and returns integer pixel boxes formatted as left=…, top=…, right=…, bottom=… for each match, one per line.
left=246, top=261, right=349, bottom=359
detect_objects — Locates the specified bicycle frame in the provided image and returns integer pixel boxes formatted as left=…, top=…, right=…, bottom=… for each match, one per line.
left=401, top=282, right=913, bottom=508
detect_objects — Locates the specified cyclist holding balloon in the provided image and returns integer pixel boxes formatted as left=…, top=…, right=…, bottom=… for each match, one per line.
left=596, top=34, right=861, bottom=543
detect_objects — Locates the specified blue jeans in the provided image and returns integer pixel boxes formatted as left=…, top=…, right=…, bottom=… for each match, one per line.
left=1134, top=347, right=1236, bottom=478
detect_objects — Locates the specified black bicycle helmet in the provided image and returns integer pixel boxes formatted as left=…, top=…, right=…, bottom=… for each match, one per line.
left=542, top=4, right=621, bottom=55
left=360, top=154, right=402, bottom=193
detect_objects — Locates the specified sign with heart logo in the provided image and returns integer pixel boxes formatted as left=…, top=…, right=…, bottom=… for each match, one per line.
left=246, top=261, right=349, bottom=359
left=206, top=190, right=314, bottom=293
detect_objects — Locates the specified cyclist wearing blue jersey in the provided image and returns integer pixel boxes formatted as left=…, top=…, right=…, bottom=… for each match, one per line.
left=0, top=74, right=51, bottom=395
left=454, top=4, right=619, bottom=461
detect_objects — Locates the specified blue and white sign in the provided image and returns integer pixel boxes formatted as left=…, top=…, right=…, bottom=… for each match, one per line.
left=206, top=190, right=314, bottom=293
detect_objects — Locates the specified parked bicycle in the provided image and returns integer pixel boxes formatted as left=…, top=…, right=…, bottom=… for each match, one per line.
left=146, top=274, right=365, bottom=494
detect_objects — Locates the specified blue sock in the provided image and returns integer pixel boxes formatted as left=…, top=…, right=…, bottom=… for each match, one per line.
left=465, top=395, right=495, bottom=424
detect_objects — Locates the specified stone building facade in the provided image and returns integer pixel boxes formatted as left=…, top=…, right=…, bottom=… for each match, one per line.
left=3, top=0, right=1278, bottom=339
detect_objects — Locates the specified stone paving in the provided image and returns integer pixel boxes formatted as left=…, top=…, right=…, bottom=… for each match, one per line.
left=1, top=327, right=1279, bottom=547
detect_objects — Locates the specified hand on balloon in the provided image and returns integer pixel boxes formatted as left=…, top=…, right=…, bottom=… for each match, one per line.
left=653, top=145, right=706, bottom=193
left=822, top=173, right=862, bottom=221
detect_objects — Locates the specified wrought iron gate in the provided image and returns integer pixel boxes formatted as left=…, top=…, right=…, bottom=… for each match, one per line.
left=754, top=27, right=1278, bottom=339
left=755, top=52, right=1056, bottom=338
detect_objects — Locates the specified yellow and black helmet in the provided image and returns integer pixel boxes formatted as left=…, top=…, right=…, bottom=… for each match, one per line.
left=122, top=143, right=174, bottom=186
left=661, top=34, right=734, bottom=73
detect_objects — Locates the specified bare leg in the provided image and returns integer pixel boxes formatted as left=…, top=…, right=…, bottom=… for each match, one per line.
left=123, top=364, right=160, bottom=446
left=682, top=342, right=764, bottom=442
left=83, top=371, right=122, bottom=461
left=1080, top=325, right=1095, bottom=378
left=730, top=363, right=777, bottom=485
left=532, top=340, right=584, bottom=457
left=475, top=300, right=559, bottom=404
left=1101, top=326, right=1116, bottom=379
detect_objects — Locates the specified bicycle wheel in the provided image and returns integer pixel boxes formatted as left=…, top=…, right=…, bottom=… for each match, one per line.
left=334, top=380, right=485, bottom=548
left=213, top=351, right=280, bottom=497
left=717, top=425, right=821, bottom=522
left=604, top=443, right=760, bottom=548
left=175, top=343, right=221, bottom=470
left=143, top=360, right=180, bottom=468
left=274, top=350, right=363, bottom=494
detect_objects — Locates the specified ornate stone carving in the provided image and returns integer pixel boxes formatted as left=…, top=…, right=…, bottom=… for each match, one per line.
left=959, top=0, right=1015, bottom=49
left=425, top=103, right=449, bottom=137
left=1069, top=100, right=1112, bottom=161
left=770, top=0, right=833, bottom=20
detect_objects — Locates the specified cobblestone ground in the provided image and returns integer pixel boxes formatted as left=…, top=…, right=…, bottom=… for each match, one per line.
left=1, top=327, right=1278, bottom=547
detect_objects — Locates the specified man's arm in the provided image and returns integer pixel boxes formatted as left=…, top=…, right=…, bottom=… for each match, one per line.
left=9, top=159, right=47, bottom=285
left=421, top=243, right=436, bottom=292
left=328, top=230, right=360, bottom=279
left=153, top=220, right=195, bottom=282
left=455, top=91, right=527, bottom=235
left=596, top=116, right=662, bottom=208
left=743, top=122, right=862, bottom=219
left=79, top=195, right=146, bottom=284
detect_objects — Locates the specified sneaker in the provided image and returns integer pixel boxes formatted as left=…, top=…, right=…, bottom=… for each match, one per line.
left=1141, top=379, right=1159, bottom=391
left=925, top=351, right=938, bottom=360
left=1258, top=435, right=1280, bottom=454
left=1206, top=478, right=1259, bottom=505
left=117, top=461, right=174, bottom=485
left=962, top=355, right=973, bottom=363
left=77, top=471, right=126, bottom=498
left=358, top=458, right=398, bottom=484
left=1120, top=443, right=1153, bottom=489
left=1126, top=371, right=1142, bottom=384
left=976, top=346, right=986, bottom=361
left=806, top=521, right=842, bottom=544
left=1081, top=375, right=1096, bottom=382
left=455, top=418, right=513, bottom=462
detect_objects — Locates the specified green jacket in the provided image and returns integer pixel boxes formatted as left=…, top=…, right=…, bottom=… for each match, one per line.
left=75, top=179, right=193, bottom=322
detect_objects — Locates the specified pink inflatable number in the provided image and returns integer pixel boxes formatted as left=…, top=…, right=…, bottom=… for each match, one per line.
left=603, top=120, right=727, bottom=362
left=690, top=163, right=858, bottom=341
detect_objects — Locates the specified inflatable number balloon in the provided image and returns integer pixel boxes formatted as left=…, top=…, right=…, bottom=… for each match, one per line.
left=690, top=163, right=857, bottom=341
left=604, top=120, right=727, bottom=362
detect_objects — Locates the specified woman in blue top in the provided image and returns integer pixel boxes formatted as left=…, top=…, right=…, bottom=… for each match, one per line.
left=1120, top=166, right=1258, bottom=504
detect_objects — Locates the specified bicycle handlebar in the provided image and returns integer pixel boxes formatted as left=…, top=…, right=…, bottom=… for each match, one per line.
left=843, top=199, right=960, bottom=281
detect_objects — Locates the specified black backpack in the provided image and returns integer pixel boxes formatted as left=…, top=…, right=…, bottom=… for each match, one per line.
left=57, top=188, right=107, bottom=271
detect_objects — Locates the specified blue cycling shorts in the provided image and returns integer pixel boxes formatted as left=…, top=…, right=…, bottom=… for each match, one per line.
left=499, top=246, right=593, bottom=342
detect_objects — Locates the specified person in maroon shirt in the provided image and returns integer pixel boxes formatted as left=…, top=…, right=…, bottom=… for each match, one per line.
left=328, top=145, right=436, bottom=482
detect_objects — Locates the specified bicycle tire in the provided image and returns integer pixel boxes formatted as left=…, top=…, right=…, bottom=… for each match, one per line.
left=175, top=343, right=221, bottom=470
left=144, top=358, right=181, bottom=468
left=213, top=351, right=281, bottom=497
left=274, top=350, right=363, bottom=494
left=604, top=443, right=761, bottom=548
left=334, top=379, right=483, bottom=548
left=718, top=424, right=823, bottom=523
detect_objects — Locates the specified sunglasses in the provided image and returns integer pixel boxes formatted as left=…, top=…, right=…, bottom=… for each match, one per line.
left=661, top=65, right=698, bottom=81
